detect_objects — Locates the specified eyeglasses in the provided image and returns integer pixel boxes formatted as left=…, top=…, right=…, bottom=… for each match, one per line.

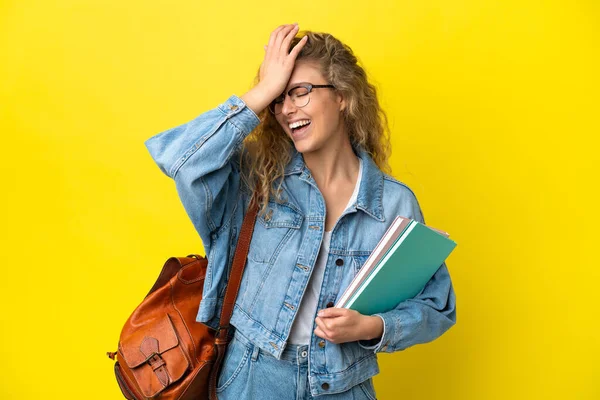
left=268, top=83, right=336, bottom=115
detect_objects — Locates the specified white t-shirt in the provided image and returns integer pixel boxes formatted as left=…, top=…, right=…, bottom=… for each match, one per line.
left=287, top=157, right=363, bottom=345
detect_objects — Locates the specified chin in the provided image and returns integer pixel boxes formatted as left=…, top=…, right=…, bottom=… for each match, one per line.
left=292, top=142, right=308, bottom=153
left=286, top=134, right=309, bottom=153
left=287, top=126, right=323, bottom=155
left=293, top=141, right=321, bottom=155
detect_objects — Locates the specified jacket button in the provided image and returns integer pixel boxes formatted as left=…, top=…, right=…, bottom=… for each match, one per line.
left=326, top=302, right=334, bottom=308
left=229, top=105, right=238, bottom=111
left=318, top=340, right=325, bottom=348
left=335, top=258, right=344, bottom=266
left=321, top=383, right=329, bottom=390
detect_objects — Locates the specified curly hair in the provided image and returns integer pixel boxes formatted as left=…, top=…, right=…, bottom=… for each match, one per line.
left=239, top=30, right=392, bottom=217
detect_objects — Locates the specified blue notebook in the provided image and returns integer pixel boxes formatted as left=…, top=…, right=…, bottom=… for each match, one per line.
left=341, top=219, right=457, bottom=315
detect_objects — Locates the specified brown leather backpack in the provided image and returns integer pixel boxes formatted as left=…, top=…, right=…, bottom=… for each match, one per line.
left=107, top=194, right=259, bottom=399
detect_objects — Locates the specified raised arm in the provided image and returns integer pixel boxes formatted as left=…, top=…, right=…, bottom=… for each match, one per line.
left=144, top=23, right=308, bottom=254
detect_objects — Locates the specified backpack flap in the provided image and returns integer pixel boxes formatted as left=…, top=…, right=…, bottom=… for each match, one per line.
left=119, top=315, right=189, bottom=398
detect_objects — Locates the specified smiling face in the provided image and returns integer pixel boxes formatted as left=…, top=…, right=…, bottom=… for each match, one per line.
left=274, top=61, right=347, bottom=156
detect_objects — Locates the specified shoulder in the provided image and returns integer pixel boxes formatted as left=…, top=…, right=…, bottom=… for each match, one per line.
left=382, top=173, right=419, bottom=201
left=381, top=173, right=425, bottom=223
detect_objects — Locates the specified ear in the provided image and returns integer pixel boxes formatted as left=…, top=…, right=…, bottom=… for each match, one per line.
left=336, top=92, right=346, bottom=112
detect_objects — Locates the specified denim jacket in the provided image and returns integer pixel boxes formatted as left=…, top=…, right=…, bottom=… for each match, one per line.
left=144, top=95, right=457, bottom=397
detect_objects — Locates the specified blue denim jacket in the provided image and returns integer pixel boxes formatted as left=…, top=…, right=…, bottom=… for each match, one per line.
left=145, top=95, right=456, bottom=396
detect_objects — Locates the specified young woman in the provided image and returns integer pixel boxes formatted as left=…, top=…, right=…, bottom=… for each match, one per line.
left=145, top=23, right=456, bottom=399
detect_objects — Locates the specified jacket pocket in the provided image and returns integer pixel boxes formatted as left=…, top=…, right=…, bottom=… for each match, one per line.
left=352, top=255, right=371, bottom=274
left=247, top=200, right=303, bottom=264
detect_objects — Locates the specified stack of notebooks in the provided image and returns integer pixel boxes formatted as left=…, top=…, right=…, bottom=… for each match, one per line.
left=335, top=216, right=457, bottom=315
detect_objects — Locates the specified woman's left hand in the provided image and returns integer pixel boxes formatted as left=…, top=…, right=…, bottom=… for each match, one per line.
left=314, top=308, right=383, bottom=344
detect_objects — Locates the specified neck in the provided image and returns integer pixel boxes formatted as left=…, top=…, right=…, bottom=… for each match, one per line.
left=303, top=137, right=360, bottom=190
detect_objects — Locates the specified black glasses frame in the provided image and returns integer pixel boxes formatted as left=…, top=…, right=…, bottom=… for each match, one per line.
left=268, top=83, right=336, bottom=115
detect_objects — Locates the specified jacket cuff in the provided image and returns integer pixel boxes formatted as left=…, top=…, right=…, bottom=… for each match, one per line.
left=218, top=94, right=260, bottom=129
left=144, top=94, right=260, bottom=179
left=358, top=314, right=392, bottom=352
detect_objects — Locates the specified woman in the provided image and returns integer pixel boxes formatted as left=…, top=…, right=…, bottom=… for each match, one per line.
left=145, top=24, right=456, bottom=399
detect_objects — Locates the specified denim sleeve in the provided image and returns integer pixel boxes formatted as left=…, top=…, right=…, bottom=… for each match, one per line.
left=358, top=192, right=457, bottom=353
left=144, top=95, right=260, bottom=253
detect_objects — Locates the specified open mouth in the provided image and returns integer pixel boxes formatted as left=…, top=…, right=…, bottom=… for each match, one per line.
left=291, top=121, right=312, bottom=136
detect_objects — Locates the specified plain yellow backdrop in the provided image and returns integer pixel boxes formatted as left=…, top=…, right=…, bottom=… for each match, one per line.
left=1, top=0, right=598, bottom=399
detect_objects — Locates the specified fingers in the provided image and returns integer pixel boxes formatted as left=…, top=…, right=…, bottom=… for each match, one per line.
left=317, top=307, right=347, bottom=318
left=315, top=316, right=333, bottom=332
left=281, top=24, right=300, bottom=54
left=266, top=24, right=298, bottom=52
left=314, top=318, right=332, bottom=339
left=267, top=25, right=286, bottom=50
left=314, top=326, right=332, bottom=341
left=259, top=24, right=304, bottom=95
left=289, top=35, right=308, bottom=59
left=273, top=24, right=297, bottom=56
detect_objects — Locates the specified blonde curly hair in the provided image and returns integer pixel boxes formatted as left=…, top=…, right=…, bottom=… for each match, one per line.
left=239, top=30, right=392, bottom=217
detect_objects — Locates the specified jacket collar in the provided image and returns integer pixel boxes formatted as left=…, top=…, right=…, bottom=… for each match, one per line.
left=284, top=147, right=385, bottom=221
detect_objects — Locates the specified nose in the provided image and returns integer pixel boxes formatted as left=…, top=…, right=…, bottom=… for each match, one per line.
left=281, top=94, right=298, bottom=116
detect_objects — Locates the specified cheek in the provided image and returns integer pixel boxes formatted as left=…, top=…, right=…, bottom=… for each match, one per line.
left=316, top=107, right=339, bottom=129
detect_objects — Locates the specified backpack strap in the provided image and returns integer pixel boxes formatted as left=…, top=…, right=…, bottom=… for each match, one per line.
left=209, top=191, right=260, bottom=399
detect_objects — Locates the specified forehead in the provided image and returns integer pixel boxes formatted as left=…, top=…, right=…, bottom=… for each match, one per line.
left=285, top=62, right=326, bottom=91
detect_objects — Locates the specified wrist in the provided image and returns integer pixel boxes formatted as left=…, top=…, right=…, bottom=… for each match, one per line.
left=241, top=83, right=279, bottom=116
left=364, top=315, right=384, bottom=341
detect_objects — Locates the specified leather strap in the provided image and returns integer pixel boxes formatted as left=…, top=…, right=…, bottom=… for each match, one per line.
left=209, top=191, right=260, bottom=399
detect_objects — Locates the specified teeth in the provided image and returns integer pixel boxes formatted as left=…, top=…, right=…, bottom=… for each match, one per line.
left=289, top=120, right=311, bottom=130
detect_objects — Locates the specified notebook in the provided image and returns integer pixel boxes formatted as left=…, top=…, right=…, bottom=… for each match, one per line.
left=336, top=216, right=457, bottom=315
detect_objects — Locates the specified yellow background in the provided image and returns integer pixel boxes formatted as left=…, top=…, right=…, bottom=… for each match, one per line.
left=1, top=0, right=598, bottom=399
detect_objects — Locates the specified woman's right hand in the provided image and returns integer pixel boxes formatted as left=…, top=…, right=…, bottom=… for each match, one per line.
left=259, top=23, right=308, bottom=98
left=241, top=24, right=308, bottom=115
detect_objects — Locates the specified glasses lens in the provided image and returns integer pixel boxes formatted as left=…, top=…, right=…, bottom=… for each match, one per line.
left=270, top=93, right=286, bottom=114
left=291, top=86, right=310, bottom=108
left=269, top=86, right=311, bottom=114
